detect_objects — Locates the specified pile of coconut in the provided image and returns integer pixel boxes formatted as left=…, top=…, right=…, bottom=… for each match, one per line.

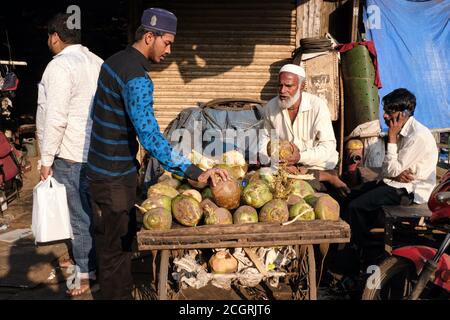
left=136, top=148, right=340, bottom=231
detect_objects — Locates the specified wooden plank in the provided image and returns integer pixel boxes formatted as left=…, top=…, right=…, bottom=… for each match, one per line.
left=138, top=220, right=349, bottom=237
left=139, top=230, right=349, bottom=246
left=138, top=228, right=349, bottom=244
left=243, top=248, right=268, bottom=276
left=138, top=237, right=350, bottom=251
left=139, top=224, right=349, bottom=239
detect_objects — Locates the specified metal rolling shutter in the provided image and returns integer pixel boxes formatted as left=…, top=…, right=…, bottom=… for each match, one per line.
left=143, top=0, right=297, bottom=131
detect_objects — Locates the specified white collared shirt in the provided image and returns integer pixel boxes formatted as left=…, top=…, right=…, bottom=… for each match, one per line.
left=261, top=92, right=339, bottom=170
left=36, top=44, right=103, bottom=166
left=382, top=117, right=438, bottom=204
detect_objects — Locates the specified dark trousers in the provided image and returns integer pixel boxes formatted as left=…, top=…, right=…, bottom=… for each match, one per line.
left=330, top=181, right=411, bottom=275
left=89, top=179, right=137, bottom=300
left=346, top=181, right=410, bottom=249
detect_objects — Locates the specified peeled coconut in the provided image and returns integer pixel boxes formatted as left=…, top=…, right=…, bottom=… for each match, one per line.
left=136, top=195, right=172, bottom=215
left=143, top=208, right=172, bottom=230
left=314, top=194, right=340, bottom=221
left=267, top=139, right=295, bottom=161
left=182, top=189, right=202, bottom=203
left=209, top=251, right=238, bottom=274
left=201, top=199, right=233, bottom=225
left=148, top=183, right=179, bottom=199
left=243, top=181, right=273, bottom=208
left=287, top=180, right=315, bottom=198
left=259, top=199, right=289, bottom=223
left=172, top=195, right=203, bottom=227
left=211, top=175, right=241, bottom=210
left=233, top=206, right=258, bottom=224
left=289, top=199, right=315, bottom=221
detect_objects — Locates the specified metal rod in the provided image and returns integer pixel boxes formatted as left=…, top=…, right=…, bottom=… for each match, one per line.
left=433, top=233, right=450, bottom=264
left=0, top=60, right=27, bottom=66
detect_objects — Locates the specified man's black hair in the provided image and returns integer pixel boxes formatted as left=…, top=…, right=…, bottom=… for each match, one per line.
left=134, top=25, right=163, bottom=42
left=47, top=13, right=81, bottom=44
left=382, top=88, right=416, bottom=116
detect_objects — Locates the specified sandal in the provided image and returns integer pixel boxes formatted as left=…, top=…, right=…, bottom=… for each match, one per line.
left=66, top=278, right=99, bottom=297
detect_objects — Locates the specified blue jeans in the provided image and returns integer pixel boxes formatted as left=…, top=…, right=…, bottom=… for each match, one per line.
left=52, top=158, right=96, bottom=275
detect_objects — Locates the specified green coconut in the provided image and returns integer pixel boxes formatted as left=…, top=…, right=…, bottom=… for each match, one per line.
left=287, top=180, right=315, bottom=198
left=137, top=195, right=172, bottom=214
left=201, top=199, right=233, bottom=225
left=182, top=189, right=202, bottom=203
left=289, top=199, right=315, bottom=221
left=259, top=199, right=289, bottom=223
left=188, top=179, right=208, bottom=190
left=172, top=195, right=203, bottom=227
left=233, top=206, right=259, bottom=224
left=143, top=208, right=172, bottom=230
left=243, top=181, right=273, bottom=209
left=287, top=194, right=304, bottom=206
left=201, top=187, right=213, bottom=200
left=258, top=167, right=276, bottom=185
left=147, top=183, right=179, bottom=199
left=304, top=193, right=328, bottom=208
left=314, top=194, right=340, bottom=221
left=158, top=176, right=181, bottom=189
left=177, top=184, right=192, bottom=193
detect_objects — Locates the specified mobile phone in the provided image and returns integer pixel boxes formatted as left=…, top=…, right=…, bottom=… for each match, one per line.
left=402, top=110, right=411, bottom=117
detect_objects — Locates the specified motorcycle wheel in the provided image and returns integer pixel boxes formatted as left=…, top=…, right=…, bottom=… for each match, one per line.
left=362, top=256, right=417, bottom=300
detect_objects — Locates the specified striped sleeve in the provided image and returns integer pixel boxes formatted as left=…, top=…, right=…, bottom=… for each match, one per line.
left=123, top=76, right=203, bottom=180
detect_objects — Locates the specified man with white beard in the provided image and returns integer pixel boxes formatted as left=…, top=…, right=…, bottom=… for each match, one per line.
left=261, top=64, right=349, bottom=194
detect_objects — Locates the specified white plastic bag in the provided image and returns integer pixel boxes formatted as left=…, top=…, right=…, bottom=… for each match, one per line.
left=31, top=177, right=73, bottom=243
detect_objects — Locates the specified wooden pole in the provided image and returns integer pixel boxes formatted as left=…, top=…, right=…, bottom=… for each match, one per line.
left=351, top=0, right=360, bottom=42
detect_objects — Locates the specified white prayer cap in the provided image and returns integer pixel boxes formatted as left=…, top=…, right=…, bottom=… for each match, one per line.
left=279, top=64, right=306, bottom=78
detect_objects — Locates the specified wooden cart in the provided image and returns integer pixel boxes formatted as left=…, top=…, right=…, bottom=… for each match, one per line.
left=137, top=219, right=350, bottom=300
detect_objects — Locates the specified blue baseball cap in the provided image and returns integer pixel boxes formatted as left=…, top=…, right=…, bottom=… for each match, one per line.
left=141, top=8, right=177, bottom=35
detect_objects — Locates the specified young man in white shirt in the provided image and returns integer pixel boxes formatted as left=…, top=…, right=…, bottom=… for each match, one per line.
left=36, top=13, right=103, bottom=297
left=261, top=64, right=350, bottom=196
left=344, top=88, right=438, bottom=270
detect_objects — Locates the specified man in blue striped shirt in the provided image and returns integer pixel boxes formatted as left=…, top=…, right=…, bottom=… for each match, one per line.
left=87, top=8, right=228, bottom=299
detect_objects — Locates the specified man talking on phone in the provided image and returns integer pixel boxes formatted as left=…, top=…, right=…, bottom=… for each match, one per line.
left=329, top=88, right=438, bottom=278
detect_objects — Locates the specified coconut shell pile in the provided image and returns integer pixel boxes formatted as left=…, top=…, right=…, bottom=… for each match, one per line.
left=136, top=148, right=340, bottom=231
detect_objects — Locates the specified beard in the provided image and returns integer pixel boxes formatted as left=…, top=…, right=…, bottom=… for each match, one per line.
left=277, top=88, right=301, bottom=110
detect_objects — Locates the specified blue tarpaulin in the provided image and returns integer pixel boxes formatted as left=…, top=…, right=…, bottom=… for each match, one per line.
left=364, top=0, right=450, bottom=130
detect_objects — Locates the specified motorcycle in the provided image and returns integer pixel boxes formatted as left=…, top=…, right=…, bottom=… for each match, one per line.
left=362, top=169, right=450, bottom=300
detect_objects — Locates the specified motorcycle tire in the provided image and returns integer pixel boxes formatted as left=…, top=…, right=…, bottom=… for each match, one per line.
left=362, top=256, right=417, bottom=300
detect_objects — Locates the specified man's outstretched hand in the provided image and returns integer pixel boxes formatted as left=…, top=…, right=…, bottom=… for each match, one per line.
left=197, top=167, right=230, bottom=187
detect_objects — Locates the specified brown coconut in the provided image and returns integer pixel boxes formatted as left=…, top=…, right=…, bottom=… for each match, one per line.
left=211, top=175, right=241, bottom=210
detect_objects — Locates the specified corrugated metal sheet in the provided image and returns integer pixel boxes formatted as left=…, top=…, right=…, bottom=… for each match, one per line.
left=143, top=0, right=297, bottom=131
